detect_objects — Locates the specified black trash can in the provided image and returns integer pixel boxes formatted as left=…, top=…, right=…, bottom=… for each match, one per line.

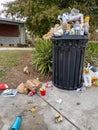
left=51, top=35, right=88, bottom=90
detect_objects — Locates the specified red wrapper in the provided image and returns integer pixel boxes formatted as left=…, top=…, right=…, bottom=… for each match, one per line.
left=0, top=84, right=8, bottom=90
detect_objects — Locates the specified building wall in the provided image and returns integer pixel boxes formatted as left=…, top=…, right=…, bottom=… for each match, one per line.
left=0, top=23, right=19, bottom=37
left=0, top=36, right=20, bottom=46
left=0, top=22, right=25, bottom=46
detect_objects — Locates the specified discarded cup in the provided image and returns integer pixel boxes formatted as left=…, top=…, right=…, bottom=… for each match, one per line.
left=40, top=90, right=46, bottom=96
left=40, top=86, right=46, bottom=96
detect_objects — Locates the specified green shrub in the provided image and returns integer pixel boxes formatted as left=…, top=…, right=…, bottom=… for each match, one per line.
left=85, top=41, right=98, bottom=66
left=32, top=38, right=52, bottom=74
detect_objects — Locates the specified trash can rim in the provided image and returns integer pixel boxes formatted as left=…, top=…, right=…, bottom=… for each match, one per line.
left=51, top=35, right=88, bottom=40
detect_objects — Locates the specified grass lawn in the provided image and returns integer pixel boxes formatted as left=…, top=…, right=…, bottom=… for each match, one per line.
left=0, top=50, right=51, bottom=88
left=85, top=42, right=98, bottom=66
left=0, top=50, right=32, bottom=77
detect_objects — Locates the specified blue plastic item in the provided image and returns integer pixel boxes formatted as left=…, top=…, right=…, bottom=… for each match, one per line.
left=10, top=116, right=22, bottom=130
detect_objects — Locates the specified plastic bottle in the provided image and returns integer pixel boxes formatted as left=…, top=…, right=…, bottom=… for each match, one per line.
left=74, top=21, right=81, bottom=35
left=80, top=27, right=84, bottom=35
left=10, top=116, right=22, bottom=130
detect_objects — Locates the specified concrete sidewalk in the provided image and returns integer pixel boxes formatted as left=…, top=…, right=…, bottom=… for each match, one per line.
left=0, top=47, right=32, bottom=51
left=0, top=86, right=98, bottom=130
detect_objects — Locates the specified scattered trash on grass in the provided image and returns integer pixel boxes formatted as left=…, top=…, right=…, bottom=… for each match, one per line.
left=1, top=89, right=17, bottom=97
left=0, top=80, right=54, bottom=97
left=43, top=8, right=90, bottom=40
left=10, top=115, right=22, bottom=130
left=23, top=66, right=30, bottom=75
left=55, top=114, right=63, bottom=123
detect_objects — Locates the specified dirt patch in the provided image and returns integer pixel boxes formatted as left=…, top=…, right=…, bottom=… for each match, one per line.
left=0, top=52, right=52, bottom=89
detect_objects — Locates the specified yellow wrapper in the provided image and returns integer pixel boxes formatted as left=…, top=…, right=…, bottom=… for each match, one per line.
left=84, top=16, right=90, bottom=22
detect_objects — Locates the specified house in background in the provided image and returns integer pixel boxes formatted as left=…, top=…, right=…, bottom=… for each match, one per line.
left=0, top=18, right=25, bottom=46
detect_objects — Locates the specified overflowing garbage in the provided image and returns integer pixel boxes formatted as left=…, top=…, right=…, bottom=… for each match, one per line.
left=43, top=8, right=90, bottom=39
left=23, top=66, right=30, bottom=75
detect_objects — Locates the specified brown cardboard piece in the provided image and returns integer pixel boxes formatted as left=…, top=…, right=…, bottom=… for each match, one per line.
left=25, top=79, right=42, bottom=91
